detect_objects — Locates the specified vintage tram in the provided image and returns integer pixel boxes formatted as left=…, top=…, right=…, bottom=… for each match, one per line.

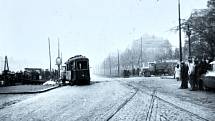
left=64, top=55, right=90, bottom=85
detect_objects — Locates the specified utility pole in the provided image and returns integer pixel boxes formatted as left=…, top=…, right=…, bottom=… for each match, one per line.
left=58, top=39, right=60, bottom=79
left=97, top=65, right=100, bottom=75
left=56, top=38, right=62, bottom=80
left=61, top=52, right=63, bottom=68
left=117, top=50, right=120, bottom=77
left=104, top=60, right=105, bottom=76
left=132, top=50, right=134, bottom=71
left=48, top=37, right=52, bottom=78
left=109, top=56, right=111, bottom=77
left=186, top=24, right=191, bottom=57
left=140, top=37, right=143, bottom=68
left=178, top=0, right=183, bottom=62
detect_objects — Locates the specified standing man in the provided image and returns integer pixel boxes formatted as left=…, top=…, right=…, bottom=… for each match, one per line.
left=188, top=58, right=194, bottom=90
left=180, top=61, right=189, bottom=89
left=191, top=58, right=200, bottom=91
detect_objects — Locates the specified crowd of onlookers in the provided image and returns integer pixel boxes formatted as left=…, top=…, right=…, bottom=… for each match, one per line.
left=175, top=57, right=214, bottom=91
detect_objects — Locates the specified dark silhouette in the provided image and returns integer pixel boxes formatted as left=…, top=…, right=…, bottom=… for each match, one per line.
left=180, top=62, right=189, bottom=89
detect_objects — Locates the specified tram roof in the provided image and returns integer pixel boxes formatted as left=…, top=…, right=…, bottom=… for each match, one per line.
left=65, top=55, right=88, bottom=64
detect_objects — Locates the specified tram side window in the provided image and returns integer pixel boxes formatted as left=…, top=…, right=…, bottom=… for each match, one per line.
left=77, top=61, right=88, bottom=70
left=66, top=64, right=69, bottom=71
left=70, top=62, right=73, bottom=70
left=72, top=61, right=75, bottom=70
left=66, top=62, right=72, bottom=71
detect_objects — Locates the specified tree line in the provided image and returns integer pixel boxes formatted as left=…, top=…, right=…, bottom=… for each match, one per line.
left=99, top=35, right=179, bottom=76
left=183, top=0, right=215, bottom=59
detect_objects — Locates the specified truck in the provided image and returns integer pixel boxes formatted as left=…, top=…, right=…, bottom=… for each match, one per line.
left=142, top=61, right=177, bottom=77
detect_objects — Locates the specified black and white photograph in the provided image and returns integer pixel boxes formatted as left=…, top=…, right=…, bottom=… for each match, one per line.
left=0, top=0, right=215, bottom=121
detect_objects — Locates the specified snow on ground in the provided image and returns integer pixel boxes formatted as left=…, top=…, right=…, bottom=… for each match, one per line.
left=0, top=85, right=56, bottom=93
left=0, top=75, right=215, bottom=121
left=121, top=76, right=215, bottom=109
left=0, top=81, right=135, bottom=121
left=109, top=91, right=151, bottom=121
left=0, top=94, right=36, bottom=109
left=156, top=91, right=215, bottom=121
left=205, top=71, right=215, bottom=76
left=90, top=74, right=115, bottom=82
left=120, top=76, right=215, bottom=121
left=110, top=90, right=207, bottom=121
left=152, top=99, right=205, bottom=121
left=43, top=80, right=57, bottom=85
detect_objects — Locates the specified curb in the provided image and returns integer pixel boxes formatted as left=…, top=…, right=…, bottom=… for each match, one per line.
left=0, top=85, right=61, bottom=94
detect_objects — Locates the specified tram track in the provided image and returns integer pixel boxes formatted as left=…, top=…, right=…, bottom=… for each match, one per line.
left=125, top=82, right=211, bottom=121
left=104, top=79, right=211, bottom=121
left=146, top=89, right=157, bottom=121
left=105, top=87, right=139, bottom=121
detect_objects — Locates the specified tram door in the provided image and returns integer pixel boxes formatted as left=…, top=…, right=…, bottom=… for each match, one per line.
left=66, top=61, right=74, bottom=81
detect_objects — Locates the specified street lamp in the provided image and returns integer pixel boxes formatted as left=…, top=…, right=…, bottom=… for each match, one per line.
left=56, top=39, right=62, bottom=80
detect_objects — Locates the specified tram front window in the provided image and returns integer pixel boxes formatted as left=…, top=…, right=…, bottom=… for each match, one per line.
left=77, top=61, right=88, bottom=70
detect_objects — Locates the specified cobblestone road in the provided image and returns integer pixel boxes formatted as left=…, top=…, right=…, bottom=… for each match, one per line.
left=0, top=76, right=214, bottom=121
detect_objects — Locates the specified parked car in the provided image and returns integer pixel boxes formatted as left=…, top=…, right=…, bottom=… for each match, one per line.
left=202, top=61, right=215, bottom=89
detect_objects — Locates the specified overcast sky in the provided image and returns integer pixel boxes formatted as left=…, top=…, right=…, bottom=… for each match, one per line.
left=0, top=0, right=207, bottom=71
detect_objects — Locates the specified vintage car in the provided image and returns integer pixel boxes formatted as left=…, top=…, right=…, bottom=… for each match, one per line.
left=202, top=61, right=215, bottom=89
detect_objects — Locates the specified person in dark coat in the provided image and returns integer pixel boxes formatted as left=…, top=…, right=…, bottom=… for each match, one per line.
left=196, top=59, right=207, bottom=90
left=180, top=61, right=189, bottom=89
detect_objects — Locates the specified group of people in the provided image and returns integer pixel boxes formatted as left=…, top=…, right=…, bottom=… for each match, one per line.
left=175, top=57, right=213, bottom=90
